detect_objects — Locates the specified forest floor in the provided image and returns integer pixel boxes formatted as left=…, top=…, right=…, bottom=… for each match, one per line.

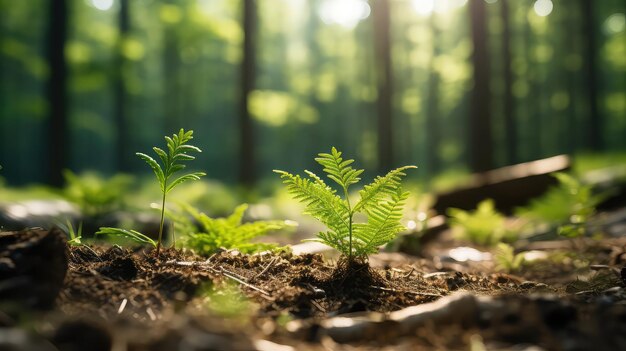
left=1, top=217, right=626, bottom=351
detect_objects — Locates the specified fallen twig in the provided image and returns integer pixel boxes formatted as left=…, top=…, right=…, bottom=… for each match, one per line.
left=251, top=257, right=278, bottom=281
left=218, top=267, right=272, bottom=297
left=370, top=285, right=442, bottom=297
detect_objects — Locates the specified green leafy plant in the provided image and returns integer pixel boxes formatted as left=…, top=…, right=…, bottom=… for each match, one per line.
left=62, top=170, right=133, bottom=218
left=493, top=243, right=525, bottom=272
left=179, top=203, right=294, bottom=255
left=57, top=219, right=84, bottom=246
left=516, top=172, right=605, bottom=238
left=204, top=282, right=255, bottom=321
left=448, top=199, right=518, bottom=246
left=97, top=129, right=205, bottom=254
left=275, top=147, right=415, bottom=262
left=96, top=227, right=157, bottom=247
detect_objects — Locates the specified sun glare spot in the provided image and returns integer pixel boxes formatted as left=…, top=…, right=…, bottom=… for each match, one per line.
left=412, top=0, right=466, bottom=16
left=533, top=0, right=553, bottom=17
left=90, top=0, right=114, bottom=11
left=604, top=13, right=625, bottom=34
left=319, top=0, right=371, bottom=29
left=411, top=0, right=434, bottom=16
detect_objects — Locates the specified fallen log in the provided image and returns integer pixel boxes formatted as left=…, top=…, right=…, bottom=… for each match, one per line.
left=433, top=155, right=570, bottom=215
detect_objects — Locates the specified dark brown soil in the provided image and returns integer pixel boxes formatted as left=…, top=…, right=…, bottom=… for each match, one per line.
left=2, top=228, right=626, bottom=350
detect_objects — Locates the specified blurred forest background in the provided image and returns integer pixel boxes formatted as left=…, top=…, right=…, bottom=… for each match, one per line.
left=0, top=0, right=624, bottom=189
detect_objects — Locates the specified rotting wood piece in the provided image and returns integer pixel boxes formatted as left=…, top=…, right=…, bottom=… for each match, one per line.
left=286, top=293, right=477, bottom=343
left=288, top=292, right=626, bottom=349
left=433, top=155, right=570, bottom=215
left=0, top=228, right=68, bottom=309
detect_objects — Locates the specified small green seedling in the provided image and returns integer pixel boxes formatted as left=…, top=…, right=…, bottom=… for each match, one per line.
left=516, top=172, right=605, bottom=238
left=493, top=243, right=525, bottom=273
left=63, top=170, right=133, bottom=218
left=96, top=227, right=156, bottom=247
left=179, top=203, right=294, bottom=255
left=275, top=147, right=415, bottom=263
left=448, top=199, right=517, bottom=246
left=57, top=219, right=84, bottom=246
left=98, top=129, right=205, bottom=255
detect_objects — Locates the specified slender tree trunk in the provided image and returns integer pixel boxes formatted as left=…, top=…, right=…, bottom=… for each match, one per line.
left=425, top=14, right=441, bottom=175
left=565, top=5, right=579, bottom=154
left=372, top=0, right=393, bottom=172
left=46, top=0, right=69, bottom=186
left=468, top=0, right=493, bottom=172
left=238, top=0, right=257, bottom=186
left=114, top=0, right=130, bottom=172
left=581, top=0, right=601, bottom=150
left=500, top=0, right=517, bottom=164
left=163, top=28, right=181, bottom=133
left=306, top=0, right=323, bottom=162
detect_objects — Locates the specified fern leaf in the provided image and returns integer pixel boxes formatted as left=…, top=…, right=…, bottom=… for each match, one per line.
left=96, top=227, right=157, bottom=247
left=137, top=152, right=165, bottom=188
left=304, top=170, right=336, bottom=194
left=153, top=147, right=168, bottom=166
left=181, top=204, right=294, bottom=255
left=354, top=166, right=416, bottom=212
left=226, top=204, right=248, bottom=227
left=314, top=147, right=364, bottom=191
left=232, top=221, right=287, bottom=244
left=276, top=148, right=415, bottom=261
left=166, top=172, right=206, bottom=193
left=353, top=188, right=408, bottom=256
left=274, top=170, right=350, bottom=240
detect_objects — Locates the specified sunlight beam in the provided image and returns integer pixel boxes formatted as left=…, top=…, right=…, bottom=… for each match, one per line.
left=319, top=0, right=371, bottom=29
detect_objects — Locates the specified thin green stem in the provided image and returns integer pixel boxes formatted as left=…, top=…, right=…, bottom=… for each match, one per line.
left=343, top=186, right=353, bottom=263
left=156, top=187, right=166, bottom=256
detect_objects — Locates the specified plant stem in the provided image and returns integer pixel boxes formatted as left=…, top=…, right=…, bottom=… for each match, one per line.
left=156, top=188, right=166, bottom=256
left=343, top=186, right=353, bottom=263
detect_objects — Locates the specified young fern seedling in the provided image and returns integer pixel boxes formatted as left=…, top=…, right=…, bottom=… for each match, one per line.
left=179, top=203, right=295, bottom=255
left=98, top=129, right=205, bottom=255
left=275, top=147, right=415, bottom=263
left=138, top=129, right=206, bottom=255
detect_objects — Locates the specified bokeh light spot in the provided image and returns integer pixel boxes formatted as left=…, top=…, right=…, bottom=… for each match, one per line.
left=319, top=0, right=370, bottom=29
left=533, top=0, right=553, bottom=17
left=91, top=0, right=113, bottom=11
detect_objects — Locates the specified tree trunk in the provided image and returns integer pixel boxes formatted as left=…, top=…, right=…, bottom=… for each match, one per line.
left=500, top=0, right=517, bottom=164
left=114, top=0, right=130, bottom=172
left=372, top=0, right=393, bottom=173
left=238, top=0, right=257, bottom=186
left=163, top=28, right=181, bottom=134
left=45, top=0, right=69, bottom=186
left=425, top=14, right=441, bottom=175
left=468, top=0, right=493, bottom=172
left=581, top=0, right=601, bottom=151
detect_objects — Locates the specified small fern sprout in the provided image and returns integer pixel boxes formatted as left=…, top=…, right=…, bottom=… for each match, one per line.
left=275, top=147, right=415, bottom=263
left=97, top=130, right=205, bottom=253
left=179, top=203, right=296, bottom=255
left=137, top=129, right=206, bottom=255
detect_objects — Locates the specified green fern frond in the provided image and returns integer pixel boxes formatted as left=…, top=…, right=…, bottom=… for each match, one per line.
left=353, top=166, right=416, bottom=212
left=276, top=148, right=415, bottom=261
left=138, top=129, right=206, bottom=195
left=314, top=147, right=364, bottom=191
left=353, top=188, right=409, bottom=256
left=137, top=129, right=206, bottom=255
left=182, top=204, right=295, bottom=255
left=274, top=170, right=351, bottom=237
left=226, top=203, right=248, bottom=227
